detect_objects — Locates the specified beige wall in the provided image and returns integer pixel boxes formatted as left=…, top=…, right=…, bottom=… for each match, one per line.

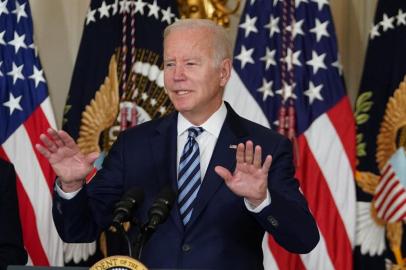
left=29, top=0, right=377, bottom=128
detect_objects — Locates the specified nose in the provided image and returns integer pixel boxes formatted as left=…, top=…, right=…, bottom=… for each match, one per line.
left=173, top=64, right=186, bottom=81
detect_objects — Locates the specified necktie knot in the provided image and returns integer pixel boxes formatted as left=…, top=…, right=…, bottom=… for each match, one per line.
left=187, top=127, right=204, bottom=139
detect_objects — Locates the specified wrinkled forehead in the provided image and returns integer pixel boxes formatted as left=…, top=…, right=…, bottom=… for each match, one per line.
left=163, top=27, right=214, bottom=56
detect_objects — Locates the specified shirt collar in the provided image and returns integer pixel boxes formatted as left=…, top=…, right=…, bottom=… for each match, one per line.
left=177, top=102, right=227, bottom=138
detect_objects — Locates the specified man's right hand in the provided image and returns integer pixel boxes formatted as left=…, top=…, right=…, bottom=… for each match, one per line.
left=35, top=128, right=99, bottom=192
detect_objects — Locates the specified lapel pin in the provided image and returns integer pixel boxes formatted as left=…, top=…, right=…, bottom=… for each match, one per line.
left=229, top=144, right=237, bottom=149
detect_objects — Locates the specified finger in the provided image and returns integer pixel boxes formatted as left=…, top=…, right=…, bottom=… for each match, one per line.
left=57, top=130, right=79, bottom=150
left=35, top=143, right=51, bottom=159
left=85, top=152, right=100, bottom=165
left=47, top=128, right=65, bottom=147
left=262, top=155, right=273, bottom=172
left=214, top=166, right=233, bottom=182
left=253, top=145, right=262, bottom=168
left=236, top=143, right=245, bottom=164
left=39, top=133, right=58, bottom=153
left=244, top=140, right=254, bottom=164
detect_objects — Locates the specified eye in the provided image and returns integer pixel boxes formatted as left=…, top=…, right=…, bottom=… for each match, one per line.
left=164, top=62, right=175, bottom=68
left=186, top=61, right=197, bottom=66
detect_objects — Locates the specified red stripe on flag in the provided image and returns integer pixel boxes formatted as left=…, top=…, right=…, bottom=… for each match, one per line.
left=326, top=97, right=356, bottom=171
left=375, top=178, right=397, bottom=211
left=375, top=172, right=396, bottom=205
left=296, top=135, right=353, bottom=270
left=23, top=106, right=56, bottom=194
left=0, top=148, right=50, bottom=265
left=383, top=192, right=406, bottom=221
left=267, top=235, right=306, bottom=270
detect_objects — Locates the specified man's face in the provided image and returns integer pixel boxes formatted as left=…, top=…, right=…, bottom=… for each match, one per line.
left=163, top=27, right=229, bottom=124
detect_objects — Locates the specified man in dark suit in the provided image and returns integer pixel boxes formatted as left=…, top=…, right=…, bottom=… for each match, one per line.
left=37, top=19, right=319, bottom=269
left=0, top=158, right=28, bottom=269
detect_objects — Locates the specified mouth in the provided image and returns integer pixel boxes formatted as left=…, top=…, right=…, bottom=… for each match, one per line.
left=172, top=90, right=192, bottom=96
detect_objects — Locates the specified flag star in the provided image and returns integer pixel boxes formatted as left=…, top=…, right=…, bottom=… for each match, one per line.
left=29, top=66, right=46, bottom=87
left=306, top=51, right=327, bottom=74
left=264, top=15, right=280, bottom=38
left=98, top=1, right=110, bottom=18
left=281, top=48, right=301, bottom=71
left=9, top=31, right=27, bottom=54
left=273, top=0, right=282, bottom=6
left=0, top=30, right=5, bottom=45
left=310, top=19, right=329, bottom=42
left=380, top=13, right=394, bottom=32
left=239, top=14, right=258, bottom=38
left=250, top=0, right=256, bottom=4
left=0, top=61, right=3, bottom=76
left=311, top=0, right=329, bottom=11
left=286, top=19, right=304, bottom=38
left=304, top=82, right=323, bottom=104
left=295, top=0, right=308, bottom=7
left=159, top=106, right=167, bottom=114
left=119, top=0, right=131, bottom=14
left=260, top=47, right=276, bottom=70
left=396, top=9, right=406, bottom=26
left=276, top=83, right=297, bottom=102
left=369, top=23, right=380, bottom=39
left=161, top=6, right=175, bottom=24
left=7, top=62, right=24, bottom=84
left=12, top=1, right=28, bottom=23
left=257, top=79, right=274, bottom=101
left=133, top=0, right=146, bottom=15
left=86, top=8, right=96, bottom=25
left=3, top=92, right=23, bottom=115
left=0, top=0, right=8, bottom=16
left=111, top=0, right=118, bottom=15
left=147, top=0, right=160, bottom=19
left=235, top=45, right=255, bottom=69
left=141, top=92, right=149, bottom=101
left=150, top=98, right=157, bottom=106
left=332, top=58, right=343, bottom=75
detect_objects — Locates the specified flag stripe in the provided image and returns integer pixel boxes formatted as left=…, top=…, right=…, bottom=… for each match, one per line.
left=2, top=123, right=63, bottom=265
left=304, top=112, right=355, bottom=244
left=23, top=103, right=56, bottom=193
left=296, top=135, right=353, bottom=270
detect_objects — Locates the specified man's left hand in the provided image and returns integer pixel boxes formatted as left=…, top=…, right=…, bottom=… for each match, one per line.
left=215, top=140, right=272, bottom=208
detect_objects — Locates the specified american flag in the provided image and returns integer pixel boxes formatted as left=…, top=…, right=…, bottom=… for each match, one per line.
left=0, top=0, right=63, bottom=265
left=374, top=151, right=406, bottom=223
left=224, top=0, right=356, bottom=269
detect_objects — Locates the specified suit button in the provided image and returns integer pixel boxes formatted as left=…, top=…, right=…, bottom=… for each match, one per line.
left=267, top=216, right=279, bottom=227
left=182, top=244, right=191, bottom=252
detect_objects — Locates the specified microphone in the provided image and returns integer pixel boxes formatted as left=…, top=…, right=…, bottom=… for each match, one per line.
left=145, top=186, right=176, bottom=232
left=133, top=186, right=176, bottom=259
left=110, top=187, right=144, bottom=232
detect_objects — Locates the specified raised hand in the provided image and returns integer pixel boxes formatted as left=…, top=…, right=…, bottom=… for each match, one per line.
left=214, top=140, right=272, bottom=207
left=35, top=128, right=99, bottom=192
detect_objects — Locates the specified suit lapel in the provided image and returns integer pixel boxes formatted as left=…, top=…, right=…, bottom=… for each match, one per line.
left=187, top=103, right=249, bottom=229
left=150, top=113, right=184, bottom=233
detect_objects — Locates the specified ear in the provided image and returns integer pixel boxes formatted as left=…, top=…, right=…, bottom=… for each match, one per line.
left=219, top=58, right=232, bottom=87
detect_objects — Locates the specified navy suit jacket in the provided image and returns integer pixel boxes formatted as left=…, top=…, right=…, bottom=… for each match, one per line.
left=0, top=159, right=27, bottom=270
left=53, top=103, right=319, bottom=269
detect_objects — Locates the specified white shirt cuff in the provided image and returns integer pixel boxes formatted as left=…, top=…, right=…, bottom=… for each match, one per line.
left=55, top=178, right=82, bottom=200
left=244, top=190, right=271, bottom=213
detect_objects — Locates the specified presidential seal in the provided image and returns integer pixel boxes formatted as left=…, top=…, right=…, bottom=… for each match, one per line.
left=90, top=256, right=148, bottom=270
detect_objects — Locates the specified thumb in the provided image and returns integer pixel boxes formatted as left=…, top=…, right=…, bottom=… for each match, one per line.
left=86, top=152, right=100, bottom=165
left=214, top=166, right=233, bottom=182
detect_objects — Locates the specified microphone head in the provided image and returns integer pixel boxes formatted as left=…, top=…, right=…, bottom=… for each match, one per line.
left=122, top=187, right=145, bottom=203
left=148, top=186, right=176, bottom=226
left=111, top=187, right=144, bottom=228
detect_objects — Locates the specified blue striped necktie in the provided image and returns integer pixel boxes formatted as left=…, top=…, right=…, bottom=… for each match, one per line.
left=178, top=127, right=204, bottom=225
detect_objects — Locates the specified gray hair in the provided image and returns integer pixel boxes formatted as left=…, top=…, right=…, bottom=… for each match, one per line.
left=163, top=19, right=232, bottom=66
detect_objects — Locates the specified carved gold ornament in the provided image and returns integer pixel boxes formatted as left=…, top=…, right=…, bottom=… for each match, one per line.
left=177, top=0, right=241, bottom=26
left=77, top=56, right=119, bottom=155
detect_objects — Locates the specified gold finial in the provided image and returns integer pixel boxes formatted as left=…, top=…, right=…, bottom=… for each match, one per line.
left=178, top=0, right=241, bottom=27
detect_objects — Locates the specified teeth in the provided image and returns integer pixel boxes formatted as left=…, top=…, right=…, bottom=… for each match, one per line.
left=177, top=90, right=189, bottom=95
